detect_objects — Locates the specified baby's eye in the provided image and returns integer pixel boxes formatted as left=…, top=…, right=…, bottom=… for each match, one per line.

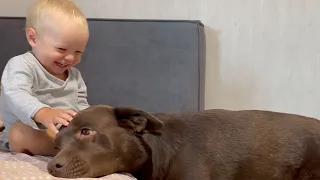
left=57, top=48, right=66, bottom=52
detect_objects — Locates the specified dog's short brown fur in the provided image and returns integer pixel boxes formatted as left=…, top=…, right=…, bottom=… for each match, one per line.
left=47, top=105, right=320, bottom=180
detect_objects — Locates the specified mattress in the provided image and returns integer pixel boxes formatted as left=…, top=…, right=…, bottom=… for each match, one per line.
left=0, top=149, right=136, bottom=180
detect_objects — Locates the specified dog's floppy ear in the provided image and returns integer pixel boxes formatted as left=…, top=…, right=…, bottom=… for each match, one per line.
left=113, top=107, right=164, bottom=133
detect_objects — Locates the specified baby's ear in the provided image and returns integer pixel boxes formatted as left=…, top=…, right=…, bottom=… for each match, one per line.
left=112, top=107, right=164, bottom=133
left=25, top=28, right=37, bottom=47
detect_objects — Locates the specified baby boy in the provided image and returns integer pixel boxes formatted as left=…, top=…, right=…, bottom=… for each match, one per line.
left=0, top=0, right=90, bottom=156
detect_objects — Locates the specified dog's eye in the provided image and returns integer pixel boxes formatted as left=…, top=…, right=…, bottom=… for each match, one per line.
left=80, top=128, right=92, bottom=135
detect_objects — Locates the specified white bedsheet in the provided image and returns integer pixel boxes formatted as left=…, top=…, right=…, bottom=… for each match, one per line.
left=0, top=150, right=136, bottom=180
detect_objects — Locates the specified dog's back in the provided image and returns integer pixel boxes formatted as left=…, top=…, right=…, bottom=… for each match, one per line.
left=153, top=109, right=320, bottom=180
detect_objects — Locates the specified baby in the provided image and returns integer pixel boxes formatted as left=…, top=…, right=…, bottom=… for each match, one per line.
left=0, top=0, right=90, bottom=156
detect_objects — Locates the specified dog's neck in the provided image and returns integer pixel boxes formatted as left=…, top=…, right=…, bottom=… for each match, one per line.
left=134, top=116, right=185, bottom=179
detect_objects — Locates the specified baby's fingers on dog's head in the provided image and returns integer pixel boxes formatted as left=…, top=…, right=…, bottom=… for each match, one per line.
left=59, top=112, right=74, bottom=121
left=64, top=110, right=77, bottom=118
left=55, top=116, right=70, bottom=126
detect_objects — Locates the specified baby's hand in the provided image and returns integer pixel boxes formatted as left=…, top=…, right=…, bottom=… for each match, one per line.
left=34, top=107, right=77, bottom=134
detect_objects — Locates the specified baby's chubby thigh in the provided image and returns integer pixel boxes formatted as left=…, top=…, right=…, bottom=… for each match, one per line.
left=8, top=120, right=41, bottom=148
left=8, top=120, right=56, bottom=156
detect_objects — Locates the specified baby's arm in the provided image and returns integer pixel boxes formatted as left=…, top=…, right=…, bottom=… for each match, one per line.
left=75, top=70, right=90, bottom=111
left=1, top=60, right=50, bottom=125
left=2, top=59, right=76, bottom=134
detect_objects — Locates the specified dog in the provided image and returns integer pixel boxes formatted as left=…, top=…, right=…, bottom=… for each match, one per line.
left=47, top=105, right=320, bottom=180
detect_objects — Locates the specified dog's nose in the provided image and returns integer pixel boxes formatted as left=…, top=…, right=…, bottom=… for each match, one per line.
left=47, top=159, right=66, bottom=176
left=55, top=162, right=65, bottom=169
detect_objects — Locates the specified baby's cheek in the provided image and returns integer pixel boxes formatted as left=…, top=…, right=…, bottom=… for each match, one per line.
left=73, top=58, right=81, bottom=65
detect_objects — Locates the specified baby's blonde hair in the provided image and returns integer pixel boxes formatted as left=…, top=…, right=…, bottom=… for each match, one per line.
left=26, top=0, right=88, bottom=31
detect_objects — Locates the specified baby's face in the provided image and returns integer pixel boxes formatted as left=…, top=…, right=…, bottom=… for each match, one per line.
left=30, top=15, right=89, bottom=77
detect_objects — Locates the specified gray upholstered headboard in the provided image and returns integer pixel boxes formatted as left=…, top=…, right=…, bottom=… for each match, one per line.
left=0, top=17, right=205, bottom=113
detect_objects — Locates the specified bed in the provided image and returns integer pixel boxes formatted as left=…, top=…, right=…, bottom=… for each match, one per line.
left=0, top=17, right=206, bottom=179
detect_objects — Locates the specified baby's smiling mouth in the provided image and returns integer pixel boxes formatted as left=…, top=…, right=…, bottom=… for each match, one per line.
left=55, top=61, right=68, bottom=67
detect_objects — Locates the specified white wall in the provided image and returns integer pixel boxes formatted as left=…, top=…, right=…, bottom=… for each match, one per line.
left=1, top=0, right=320, bottom=118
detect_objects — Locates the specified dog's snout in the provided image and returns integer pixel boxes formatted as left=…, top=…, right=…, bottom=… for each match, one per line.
left=48, top=167, right=53, bottom=174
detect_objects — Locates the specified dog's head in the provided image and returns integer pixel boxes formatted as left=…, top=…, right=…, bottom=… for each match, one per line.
left=47, top=105, right=164, bottom=178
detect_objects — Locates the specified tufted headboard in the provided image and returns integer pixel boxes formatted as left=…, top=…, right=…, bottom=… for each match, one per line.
left=0, top=17, right=206, bottom=113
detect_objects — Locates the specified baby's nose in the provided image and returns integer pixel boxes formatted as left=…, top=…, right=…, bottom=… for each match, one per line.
left=65, top=54, right=75, bottom=62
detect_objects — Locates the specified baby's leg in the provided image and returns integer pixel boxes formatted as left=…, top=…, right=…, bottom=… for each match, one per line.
left=8, top=121, right=57, bottom=156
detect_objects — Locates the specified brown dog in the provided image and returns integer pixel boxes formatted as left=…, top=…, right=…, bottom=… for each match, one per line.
left=47, top=105, right=320, bottom=179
